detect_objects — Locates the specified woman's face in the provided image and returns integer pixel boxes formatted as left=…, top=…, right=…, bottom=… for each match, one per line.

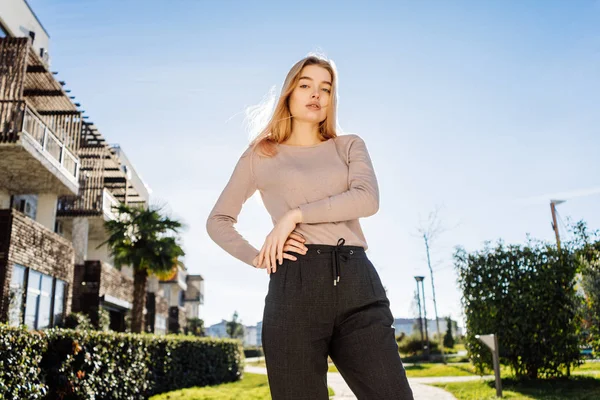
left=288, top=65, right=332, bottom=124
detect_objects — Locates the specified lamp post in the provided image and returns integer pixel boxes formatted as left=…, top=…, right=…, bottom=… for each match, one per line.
left=414, top=276, right=430, bottom=360
left=550, top=199, right=565, bottom=252
left=414, top=276, right=425, bottom=348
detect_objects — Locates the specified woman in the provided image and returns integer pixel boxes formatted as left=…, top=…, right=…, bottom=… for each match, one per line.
left=206, top=55, right=413, bottom=399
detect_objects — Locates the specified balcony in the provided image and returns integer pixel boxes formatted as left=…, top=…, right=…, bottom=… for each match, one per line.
left=56, top=123, right=146, bottom=219
left=20, top=103, right=80, bottom=179
left=0, top=37, right=82, bottom=196
left=184, top=293, right=204, bottom=305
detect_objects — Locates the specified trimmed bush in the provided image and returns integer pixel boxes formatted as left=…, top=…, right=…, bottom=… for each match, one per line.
left=243, top=346, right=263, bottom=358
left=41, top=329, right=151, bottom=399
left=0, top=325, right=47, bottom=399
left=146, top=334, right=243, bottom=395
left=0, top=323, right=243, bottom=399
left=398, top=335, right=439, bottom=355
left=455, top=238, right=582, bottom=379
left=63, top=312, right=94, bottom=331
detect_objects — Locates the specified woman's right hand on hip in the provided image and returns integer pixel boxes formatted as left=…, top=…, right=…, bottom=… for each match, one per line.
left=253, top=231, right=308, bottom=273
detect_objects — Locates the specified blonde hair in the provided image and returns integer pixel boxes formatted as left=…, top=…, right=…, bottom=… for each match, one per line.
left=247, top=54, right=339, bottom=157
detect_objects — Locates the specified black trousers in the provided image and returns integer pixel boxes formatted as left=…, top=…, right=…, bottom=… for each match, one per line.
left=261, top=238, right=414, bottom=400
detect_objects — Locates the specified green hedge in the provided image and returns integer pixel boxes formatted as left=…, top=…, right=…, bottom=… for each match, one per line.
left=0, top=325, right=47, bottom=399
left=243, top=346, right=264, bottom=358
left=0, top=324, right=243, bottom=399
left=147, top=334, right=243, bottom=395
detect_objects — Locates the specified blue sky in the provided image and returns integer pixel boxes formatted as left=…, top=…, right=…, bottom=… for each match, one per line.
left=27, top=0, right=600, bottom=329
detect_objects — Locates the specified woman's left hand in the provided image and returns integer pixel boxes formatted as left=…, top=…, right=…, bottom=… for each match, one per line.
left=257, top=208, right=303, bottom=273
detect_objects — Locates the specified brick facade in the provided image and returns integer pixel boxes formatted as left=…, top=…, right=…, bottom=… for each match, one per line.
left=0, top=209, right=74, bottom=322
left=99, top=262, right=134, bottom=305
left=72, top=260, right=170, bottom=333
left=71, top=260, right=134, bottom=329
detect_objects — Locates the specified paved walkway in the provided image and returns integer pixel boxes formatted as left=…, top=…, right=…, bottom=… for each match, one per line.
left=243, top=364, right=481, bottom=400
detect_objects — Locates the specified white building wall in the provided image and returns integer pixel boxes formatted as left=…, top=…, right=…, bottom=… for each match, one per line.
left=243, top=325, right=258, bottom=347
left=0, top=0, right=51, bottom=62
left=36, top=193, right=57, bottom=232
left=0, top=191, right=10, bottom=209
left=88, top=239, right=114, bottom=265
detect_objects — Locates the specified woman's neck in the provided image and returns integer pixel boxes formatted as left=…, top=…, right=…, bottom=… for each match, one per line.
left=285, top=120, right=322, bottom=146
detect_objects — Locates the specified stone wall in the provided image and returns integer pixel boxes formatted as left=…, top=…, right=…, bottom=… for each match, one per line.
left=0, top=208, right=74, bottom=322
left=99, top=262, right=134, bottom=305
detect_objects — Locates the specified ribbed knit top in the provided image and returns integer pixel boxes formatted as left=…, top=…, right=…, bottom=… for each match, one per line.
left=206, top=134, right=379, bottom=266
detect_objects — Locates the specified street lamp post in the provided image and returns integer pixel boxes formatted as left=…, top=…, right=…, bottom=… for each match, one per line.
left=414, top=276, right=425, bottom=349
left=414, top=276, right=430, bottom=360
left=550, top=199, right=565, bottom=252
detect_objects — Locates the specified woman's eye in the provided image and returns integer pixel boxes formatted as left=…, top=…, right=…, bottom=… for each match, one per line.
left=300, top=84, right=309, bottom=88
left=322, top=88, right=331, bottom=93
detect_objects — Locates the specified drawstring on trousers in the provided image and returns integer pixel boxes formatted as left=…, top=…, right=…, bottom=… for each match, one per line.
left=313, top=237, right=355, bottom=287
left=332, top=238, right=347, bottom=286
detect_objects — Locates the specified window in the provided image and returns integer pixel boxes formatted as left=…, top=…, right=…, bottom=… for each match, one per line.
left=25, top=270, right=41, bottom=329
left=21, top=267, right=66, bottom=329
left=0, top=22, right=8, bottom=38
left=38, top=274, right=53, bottom=329
left=53, top=280, right=66, bottom=326
left=8, top=265, right=26, bottom=326
left=11, top=195, right=37, bottom=220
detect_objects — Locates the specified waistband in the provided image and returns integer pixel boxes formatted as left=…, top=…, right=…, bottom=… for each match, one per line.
left=302, top=243, right=367, bottom=259
left=301, top=238, right=365, bottom=287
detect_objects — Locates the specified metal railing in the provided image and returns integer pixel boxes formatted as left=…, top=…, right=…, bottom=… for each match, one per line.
left=21, top=105, right=80, bottom=180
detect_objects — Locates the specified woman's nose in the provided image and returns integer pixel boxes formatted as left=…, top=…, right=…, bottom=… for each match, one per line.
left=312, top=91, right=320, bottom=98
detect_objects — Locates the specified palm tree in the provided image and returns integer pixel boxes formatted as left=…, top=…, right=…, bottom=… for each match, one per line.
left=100, top=203, right=185, bottom=333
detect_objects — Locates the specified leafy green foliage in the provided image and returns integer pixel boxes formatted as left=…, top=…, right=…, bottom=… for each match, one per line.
left=454, top=237, right=582, bottom=379
left=63, top=312, right=95, bottom=331
left=0, top=324, right=242, bottom=399
left=226, top=311, right=245, bottom=339
left=185, top=317, right=205, bottom=337
left=398, top=335, right=439, bottom=355
left=444, top=316, right=455, bottom=349
left=100, top=203, right=185, bottom=333
left=570, top=221, right=600, bottom=356
left=0, top=325, right=47, bottom=399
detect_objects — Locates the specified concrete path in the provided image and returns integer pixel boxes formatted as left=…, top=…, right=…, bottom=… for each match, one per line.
left=244, top=365, right=466, bottom=400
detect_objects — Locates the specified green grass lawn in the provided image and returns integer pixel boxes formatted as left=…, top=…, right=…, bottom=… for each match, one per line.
left=572, top=361, right=600, bottom=376
left=248, top=359, right=600, bottom=379
left=403, top=363, right=480, bottom=377
left=330, top=361, right=514, bottom=377
left=248, top=359, right=498, bottom=376
left=326, top=362, right=487, bottom=376
left=149, top=373, right=334, bottom=400
left=432, top=376, right=600, bottom=400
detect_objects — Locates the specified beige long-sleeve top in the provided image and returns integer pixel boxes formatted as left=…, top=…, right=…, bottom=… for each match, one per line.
left=206, top=134, right=379, bottom=267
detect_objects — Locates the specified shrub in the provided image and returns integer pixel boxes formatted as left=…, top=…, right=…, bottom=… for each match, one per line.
left=455, top=238, right=582, bottom=379
left=63, top=312, right=94, bottom=331
left=0, top=323, right=243, bottom=399
left=0, top=325, right=47, bottom=399
left=398, top=335, right=439, bottom=355
left=243, top=346, right=263, bottom=358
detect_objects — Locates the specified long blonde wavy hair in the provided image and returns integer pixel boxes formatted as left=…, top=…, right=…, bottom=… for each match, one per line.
left=247, top=55, right=340, bottom=157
